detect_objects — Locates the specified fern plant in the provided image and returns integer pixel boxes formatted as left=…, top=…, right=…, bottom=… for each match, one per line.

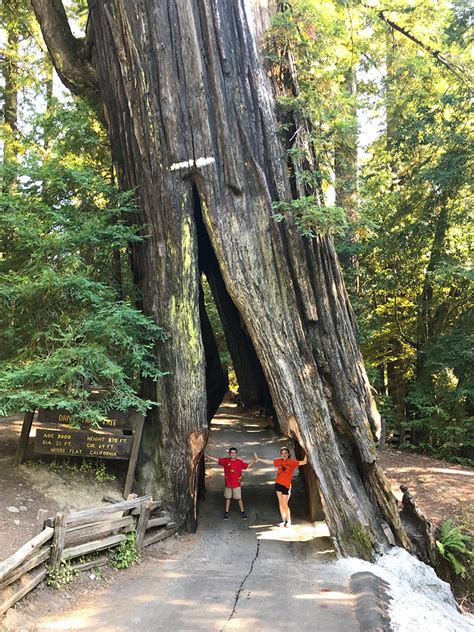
left=436, top=520, right=473, bottom=578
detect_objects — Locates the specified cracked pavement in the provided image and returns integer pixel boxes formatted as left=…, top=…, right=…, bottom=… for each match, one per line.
left=30, top=405, right=358, bottom=631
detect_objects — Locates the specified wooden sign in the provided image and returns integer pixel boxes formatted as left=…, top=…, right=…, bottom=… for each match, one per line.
left=34, top=428, right=133, bottom=460
left=16, top=409, right=145, bottom=498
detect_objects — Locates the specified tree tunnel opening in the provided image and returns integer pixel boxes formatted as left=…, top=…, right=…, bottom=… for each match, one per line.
left=191, top=184, right=327, bottom=530
left=192, top=184, right=274, bottom=419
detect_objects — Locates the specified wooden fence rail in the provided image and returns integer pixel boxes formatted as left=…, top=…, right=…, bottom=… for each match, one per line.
left=0, top=495, right=176, bottom=616
left=0, top=528, right=53, bottom=583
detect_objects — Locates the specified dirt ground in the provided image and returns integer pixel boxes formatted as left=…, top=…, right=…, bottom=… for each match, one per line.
left=378, top=449, right=473, bottom=528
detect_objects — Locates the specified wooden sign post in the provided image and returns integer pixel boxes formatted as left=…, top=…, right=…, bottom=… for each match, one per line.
left=15, top=409, right=145, bottom=498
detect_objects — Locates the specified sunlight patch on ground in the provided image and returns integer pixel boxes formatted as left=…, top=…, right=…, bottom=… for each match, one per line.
left=134, top=594, right=156, bottom=604
left=294, top=591, right=355, bottom=603
left=0, top=420, right=23, bottom=434
left=211, top=419, right=239, bottom=427
left=167, top=599, right=198, bottom=606
left=225, top=617, right=260, bottom=629
left=428, top=467, right=472, bottom=476
left=384, top=466, right=473, bottom=477
left=159, top=571, right=186, bottom=579
left=313, top=521, right=331, bottom=537
left=39, top=615, right=92, bottom=630
left=253, top=521, right=330, bottom=544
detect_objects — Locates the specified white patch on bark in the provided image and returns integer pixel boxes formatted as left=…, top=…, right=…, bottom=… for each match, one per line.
left=170, top=157, right=215, bottom=171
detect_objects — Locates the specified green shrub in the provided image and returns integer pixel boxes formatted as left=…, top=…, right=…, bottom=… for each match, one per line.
left=109, top=531, right=140, bottom=570
left=46, top=560, right=78, bottom=588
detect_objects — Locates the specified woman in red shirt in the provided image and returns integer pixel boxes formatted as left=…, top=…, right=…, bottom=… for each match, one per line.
left=255, top=447, right=307, bottom=527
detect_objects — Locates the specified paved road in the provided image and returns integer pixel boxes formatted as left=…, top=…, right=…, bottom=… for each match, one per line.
left=32, top=405, right=358, bottom=631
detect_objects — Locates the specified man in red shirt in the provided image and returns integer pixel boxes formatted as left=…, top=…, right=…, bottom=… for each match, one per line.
left=255, top=447, right=307, bottom=527
left=206, top=447, right=256, bottom=520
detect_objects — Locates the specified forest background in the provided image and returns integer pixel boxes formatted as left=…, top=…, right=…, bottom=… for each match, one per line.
left=0, top=0, right=472, bottom=460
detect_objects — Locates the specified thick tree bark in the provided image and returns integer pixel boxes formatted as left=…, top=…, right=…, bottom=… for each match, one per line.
left=34, top=0, right=410, bottom=558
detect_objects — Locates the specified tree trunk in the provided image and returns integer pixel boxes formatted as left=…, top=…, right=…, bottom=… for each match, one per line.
left=33, top=0, right=409, bottom=558
left=417, top=203, right=449, bottom=353
left=386, top=344, right=407, bottom=447
left=335, top=67, right=360, bottom=295
left=2, top=24, right=19, bottom=191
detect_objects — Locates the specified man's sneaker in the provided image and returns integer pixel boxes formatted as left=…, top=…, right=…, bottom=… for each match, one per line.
left=241, top=511, right=248, bottom=520
left=224, top=512, right=229, bottom=520
left=278, top=521, right=286, bottom=527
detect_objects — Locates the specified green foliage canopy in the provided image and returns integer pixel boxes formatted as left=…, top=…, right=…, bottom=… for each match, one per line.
left=0, top=99, right=166, bottom=424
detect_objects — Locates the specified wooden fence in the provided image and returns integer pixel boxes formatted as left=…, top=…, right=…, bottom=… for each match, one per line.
left=0, top=495, right=176, bottom=615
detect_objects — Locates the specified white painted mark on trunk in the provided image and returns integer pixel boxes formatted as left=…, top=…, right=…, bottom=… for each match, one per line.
left=170, top=157, right=215, bottom=171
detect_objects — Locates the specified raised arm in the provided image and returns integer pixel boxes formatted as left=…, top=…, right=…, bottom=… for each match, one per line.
left=254, top=453, right=274, bottom=466
left=205, top=454, right=220, bottom=463
left=246, top=456, right=258, bottom=468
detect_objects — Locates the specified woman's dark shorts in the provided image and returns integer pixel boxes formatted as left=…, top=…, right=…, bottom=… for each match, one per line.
left=275, top=483, right=290, bottom=495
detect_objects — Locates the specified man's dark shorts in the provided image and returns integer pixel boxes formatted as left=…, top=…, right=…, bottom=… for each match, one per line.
left=275, top=483, right=290, bottom=495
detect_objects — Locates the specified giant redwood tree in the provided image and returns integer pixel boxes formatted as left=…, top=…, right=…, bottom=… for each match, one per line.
left=31, top=0, right=411, bottom=559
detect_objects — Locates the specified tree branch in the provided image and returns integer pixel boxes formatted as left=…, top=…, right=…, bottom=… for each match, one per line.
left=394, top=293, right=419, bottom=350
left=377, top=10, right=470, bottom=86
left=30, top=0, right=103, bottom=119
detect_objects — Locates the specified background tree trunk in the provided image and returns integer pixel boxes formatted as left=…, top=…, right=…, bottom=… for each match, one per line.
left=335, top=67, right=360, bottom=295
left=33, top=0, right=410, bottom=557
left=2, top=19, right=19, bottom=191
